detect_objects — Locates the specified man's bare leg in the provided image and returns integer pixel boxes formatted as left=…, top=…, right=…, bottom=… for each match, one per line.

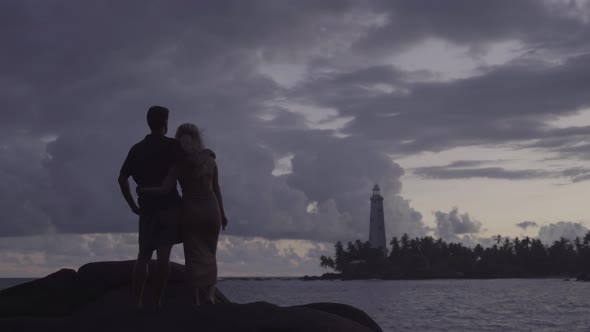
left=132, top=249, right=152, bottom=310
left=154, top=245, right=172, bottom=309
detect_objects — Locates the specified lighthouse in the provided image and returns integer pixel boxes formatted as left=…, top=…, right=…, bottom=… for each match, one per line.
left=369, top=184, right=387, bottom=254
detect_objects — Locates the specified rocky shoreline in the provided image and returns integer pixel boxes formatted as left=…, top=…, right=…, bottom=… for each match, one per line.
left=0, top=260, right=382, bottom=332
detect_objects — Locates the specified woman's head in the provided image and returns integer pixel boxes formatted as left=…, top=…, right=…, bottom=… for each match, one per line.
left=175, top=123, right=204, bottom=156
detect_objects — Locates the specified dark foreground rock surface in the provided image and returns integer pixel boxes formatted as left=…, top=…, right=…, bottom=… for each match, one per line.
left=0, top=261, right=382, bottom=332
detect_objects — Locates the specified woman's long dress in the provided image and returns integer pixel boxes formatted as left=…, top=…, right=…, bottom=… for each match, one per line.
left=176, top=151, right=221, bottom=293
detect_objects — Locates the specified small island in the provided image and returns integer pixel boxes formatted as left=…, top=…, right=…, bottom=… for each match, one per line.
left=312, top=233, right=590, bottom=280
left=307, top=185, right=590, bottom=281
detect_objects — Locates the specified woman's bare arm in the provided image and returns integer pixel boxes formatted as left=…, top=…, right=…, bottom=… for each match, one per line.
left=138, top=166, right=178, bottom=195
left=213, top=162, right=228, bottom=230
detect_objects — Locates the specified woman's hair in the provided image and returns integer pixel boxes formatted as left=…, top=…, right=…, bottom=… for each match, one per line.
left=175, top=123, right=205, bottom=157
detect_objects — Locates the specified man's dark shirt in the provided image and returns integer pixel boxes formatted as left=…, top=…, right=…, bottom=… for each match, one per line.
left=120, top=134, right=181, bottom=212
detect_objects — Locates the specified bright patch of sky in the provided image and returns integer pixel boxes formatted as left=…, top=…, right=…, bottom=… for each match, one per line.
left=274, top=239, right=326, bottom=258
left=402, top=175, right=590, bottom=237
left=40, top=135, right=58, bottom=144
left=360, top=83, right=409, bottom=97
left=306, top=201, right=319, bottom=214
left=269, top=100, right=354, bottom=132
left=272, top=153, right=294, bottom=176
left=390, top=39, right=525, bottom=81
left=395, top=146, right=590, bottom=237
left=545, top=108, right=590, bottom=128
left=258, top=63, right=308, bottom=88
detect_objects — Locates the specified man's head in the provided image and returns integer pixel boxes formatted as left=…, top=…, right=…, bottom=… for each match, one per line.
left=146, top=105, right=169, bottom=134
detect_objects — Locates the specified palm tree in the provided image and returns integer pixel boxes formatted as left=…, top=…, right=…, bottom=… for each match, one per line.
left=495, top=234, right=502, bottom=244
left=320, top=255, right=335, bottom=269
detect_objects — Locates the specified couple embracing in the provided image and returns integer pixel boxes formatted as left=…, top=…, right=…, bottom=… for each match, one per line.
left=118, top=106, right=228, bottom=310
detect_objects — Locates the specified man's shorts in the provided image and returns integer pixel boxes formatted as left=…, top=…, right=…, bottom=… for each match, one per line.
left=138, top=204, right=181, bottom=252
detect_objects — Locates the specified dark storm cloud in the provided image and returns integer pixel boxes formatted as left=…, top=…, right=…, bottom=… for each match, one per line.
left=2, top=0, right=590, bottom=245
left=214, top=129, right=427, bottom=241
left=413, top=166, right=551, bottom=180
left=284, top=135, right=426, bottom=238
left=357, top=0, right=589, bottom=54
left=297, top=55, right=590, bottom=155
left=530, top=133, right=590, bottom=161
left=560, top=167, right=590, bottom=182
left=516, top=221, right=539, bottom=230
left=0, top=136, right=54, bottom=235
left=412, top=161, right=590, bottom=183
left=290, top=0, right=590, bottom=157
left=0, top=0, right=429, bottom=242
left=445, top=160, right=494, bottom=168
left=1, top=0, right=366, bottom=134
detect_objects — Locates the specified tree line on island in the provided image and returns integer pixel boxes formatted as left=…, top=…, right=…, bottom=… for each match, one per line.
left=318, top=233, right=590, bottom=280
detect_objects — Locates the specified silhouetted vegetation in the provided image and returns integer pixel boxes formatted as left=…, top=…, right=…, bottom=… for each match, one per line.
left=319, top=233, right=590, bottom=279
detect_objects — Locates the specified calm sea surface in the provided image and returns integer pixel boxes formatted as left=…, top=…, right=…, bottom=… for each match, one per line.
left=219, top=278, right=589, bottom=332
left=2, top=278, right=588, bottom=331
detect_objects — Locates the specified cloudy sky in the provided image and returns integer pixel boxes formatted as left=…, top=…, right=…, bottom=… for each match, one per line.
left=3, top=0, right=590, bottom=277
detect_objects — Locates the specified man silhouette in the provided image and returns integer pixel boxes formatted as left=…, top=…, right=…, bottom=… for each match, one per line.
left=118, top=105, right=181, bottom=310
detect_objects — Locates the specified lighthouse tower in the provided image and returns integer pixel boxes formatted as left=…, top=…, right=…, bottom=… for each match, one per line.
left=369, top=184, right=387, bottom=254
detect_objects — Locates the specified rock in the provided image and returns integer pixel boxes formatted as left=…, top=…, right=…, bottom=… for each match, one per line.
left=296, top=302, right=383, bottom=332
left=0, top=260, right=227, bottom=317
left=75, top=260, right=189, bottom=303
left=0, top=268, right=78, bottom=317
left=0, top=261, right=381, bottom=332
left=1, top=302, right=380, bottom=332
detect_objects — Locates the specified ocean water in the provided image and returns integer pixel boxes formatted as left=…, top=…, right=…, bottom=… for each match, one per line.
left=2, top=278, right=588, bottom=331
left=218, top=278, right=590, bottom=332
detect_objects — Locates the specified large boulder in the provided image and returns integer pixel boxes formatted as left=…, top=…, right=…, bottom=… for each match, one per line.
left=296, top=302, right=383, bottom=332
left=0, top=302, right=380, bottom=332
left=0, top=260, right=227, bottom=317
left=75, top=260, right=188, bottom=303
left=0, top=261, right=381, bottom=332
left=0, top=268, right=78, bottom=316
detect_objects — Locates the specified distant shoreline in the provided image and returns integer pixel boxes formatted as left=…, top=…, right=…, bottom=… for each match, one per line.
left=301, top=273, right=586, bottom=281
left=3, top=273, right=585, bottom=292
